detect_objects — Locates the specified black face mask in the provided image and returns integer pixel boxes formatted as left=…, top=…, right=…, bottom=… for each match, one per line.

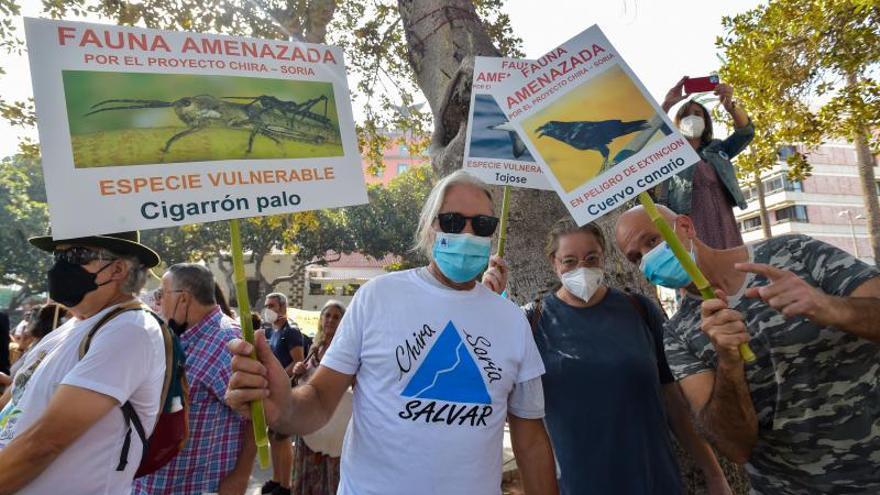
left=167, top=296, right=189, bottom=335
left=47, top=259, right=113, bottom=308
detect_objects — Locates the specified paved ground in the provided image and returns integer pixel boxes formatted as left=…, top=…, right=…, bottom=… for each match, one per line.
left=245, top=427, right=521, bottom=494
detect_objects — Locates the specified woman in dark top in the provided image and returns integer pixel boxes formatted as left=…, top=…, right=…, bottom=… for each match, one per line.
left=527, top=218, right=730, bottom=494
left=659, top=77, right=754, bottom=249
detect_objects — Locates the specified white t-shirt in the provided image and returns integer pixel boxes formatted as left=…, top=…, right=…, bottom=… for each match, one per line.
left=322, top=269, right=545, bottom=495
left=0, top=303, right=166, bottom=494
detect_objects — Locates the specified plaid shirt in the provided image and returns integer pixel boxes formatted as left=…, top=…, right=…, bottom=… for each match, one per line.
left=133, top=306, right=245, bottom=495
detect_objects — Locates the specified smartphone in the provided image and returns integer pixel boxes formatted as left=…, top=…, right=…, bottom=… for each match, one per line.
left=684, top=75, right=719, bottom=94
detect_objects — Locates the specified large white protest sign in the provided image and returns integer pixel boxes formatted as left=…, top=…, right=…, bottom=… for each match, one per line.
left=462, top=57, right=551, bottom=190
left=25, top=18, right=368, bottom=239
left=491, top=25, right=700, bottom=225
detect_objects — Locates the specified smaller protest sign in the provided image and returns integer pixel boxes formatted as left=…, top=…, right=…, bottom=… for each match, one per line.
left=490, top=25, right=700, bottom=225
left=463, top=57, right=551, bottom=190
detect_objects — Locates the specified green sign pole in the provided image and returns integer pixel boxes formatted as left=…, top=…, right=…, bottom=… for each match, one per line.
left=638, top=192, right=756, bottom=363
left=229, top=218, right=271, bottom=468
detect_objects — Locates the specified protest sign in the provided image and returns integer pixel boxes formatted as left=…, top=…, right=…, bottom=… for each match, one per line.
left=463, top=57, right=551, bottom=190
left=491, top=25, right=700, bottom=226
left=24, top=18, right=368, bottom=240
left=289, top=307, right=321, bottom=336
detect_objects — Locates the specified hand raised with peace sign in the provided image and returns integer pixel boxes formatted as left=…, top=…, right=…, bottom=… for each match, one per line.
left=736, top=262, right=832, bottom=323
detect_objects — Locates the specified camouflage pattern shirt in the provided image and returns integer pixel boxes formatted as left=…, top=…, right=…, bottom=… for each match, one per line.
left=664, top=234, right=880, bottom=494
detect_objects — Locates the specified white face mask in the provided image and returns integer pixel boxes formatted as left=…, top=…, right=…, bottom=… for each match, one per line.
left=560, top=267, right=604, bottom=302
left=678, top=115, right=705, bottom=139
left=262, top=308, right=278, bottom=324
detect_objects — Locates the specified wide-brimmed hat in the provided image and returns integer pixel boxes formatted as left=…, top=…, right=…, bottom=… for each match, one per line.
left=29, top=231, right=160, bottom=268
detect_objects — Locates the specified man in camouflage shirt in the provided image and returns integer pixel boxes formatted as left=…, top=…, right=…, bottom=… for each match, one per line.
left=615, top=204, right=880, bottom=494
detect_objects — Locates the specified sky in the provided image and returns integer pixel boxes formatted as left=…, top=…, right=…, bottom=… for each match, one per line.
left=0, top=0, right=765, bottom=157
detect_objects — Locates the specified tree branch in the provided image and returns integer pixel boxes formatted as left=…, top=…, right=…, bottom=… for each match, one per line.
left=304, top=0, right=337, bottom=43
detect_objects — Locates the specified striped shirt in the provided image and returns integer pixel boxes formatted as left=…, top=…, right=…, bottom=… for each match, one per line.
left=133, top=306, right=245, bottom=495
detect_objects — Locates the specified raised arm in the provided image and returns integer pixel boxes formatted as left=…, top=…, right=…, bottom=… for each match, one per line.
left=739, top=263, right=880, bottom=343
left=715, top=84, right=753, bottom=157
left=225, top=331, right=353, bottom=436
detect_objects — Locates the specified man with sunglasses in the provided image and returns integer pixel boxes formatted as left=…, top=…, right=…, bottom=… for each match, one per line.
left=0, top=231, right=166, bottom=495
left=226, top=170, right=557, bottom=495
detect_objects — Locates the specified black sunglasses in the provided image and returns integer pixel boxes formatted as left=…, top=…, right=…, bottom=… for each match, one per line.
left=437, top=212, right=499, bottom=237
left=54, top=246, right=116, bottom=265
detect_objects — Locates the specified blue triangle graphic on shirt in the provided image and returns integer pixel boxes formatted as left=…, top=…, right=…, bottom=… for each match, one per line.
left=401, top=321, right=491, bottom=405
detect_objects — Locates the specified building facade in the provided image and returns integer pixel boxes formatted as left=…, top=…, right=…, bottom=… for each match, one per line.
left=302, top=253, right=399, bottom=310
left=734, top=142, right=879, bottom=265
left=363, top=136, right=424, bottom=186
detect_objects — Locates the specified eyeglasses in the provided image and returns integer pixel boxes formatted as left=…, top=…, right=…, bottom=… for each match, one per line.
left=437, top=212, right=499, bottom=237
left=54, top=246, right=116, bottom=265
left=555, top=254, right=602, bottom=270
left=154, top=288, right=186, bottom=301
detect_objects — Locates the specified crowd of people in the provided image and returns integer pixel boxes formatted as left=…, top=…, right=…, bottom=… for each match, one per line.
left=0, top=80, right=878, bottom=495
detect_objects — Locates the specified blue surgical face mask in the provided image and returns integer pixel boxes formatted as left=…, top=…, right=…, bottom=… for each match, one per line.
left=432, top=232, right=491, bottom=283
left=639, top=239, right=695, bottom=289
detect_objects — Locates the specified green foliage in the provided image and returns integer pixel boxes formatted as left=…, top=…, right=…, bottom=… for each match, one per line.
left=140, top=222, right=229, bottom=267
left=719, top=0, right=880, bottom=182
left=346, top=164, right=434, bottom=268
left=0, top=155, right=50, bottom=309
left=0, top=1, right=492, bottom=300
left=1, top=0, right=522, bottom=168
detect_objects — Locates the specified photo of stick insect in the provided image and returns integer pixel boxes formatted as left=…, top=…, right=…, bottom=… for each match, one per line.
left=85, top=93, right=338, bottom=154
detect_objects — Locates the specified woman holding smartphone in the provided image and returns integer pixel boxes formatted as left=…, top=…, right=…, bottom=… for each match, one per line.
left=658, top=76, right=754, bottom=249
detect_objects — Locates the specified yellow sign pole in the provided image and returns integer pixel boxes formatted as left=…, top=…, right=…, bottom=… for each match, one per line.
left=638, top=192, right=756, bottom=363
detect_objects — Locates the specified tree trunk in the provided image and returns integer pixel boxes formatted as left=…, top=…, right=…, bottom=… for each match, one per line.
left=847, top=72, right=880, bottom=265
left=253, top=251, right=273, bottom=305
left=852, top=128, right=880, bottom=265
left=754, top=172, right=772, bottom=239
left=397, top=1, right=748, bottom=493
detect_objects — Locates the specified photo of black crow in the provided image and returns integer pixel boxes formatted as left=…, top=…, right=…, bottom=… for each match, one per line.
left=536, top=119, right=650, bottom=170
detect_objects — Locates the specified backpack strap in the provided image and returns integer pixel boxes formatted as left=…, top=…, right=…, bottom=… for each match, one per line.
left=117, top=401, right=146, bottom=470
left=77, top=301, right=145, bottom=358
left=79, top=301, right=173, bottom=472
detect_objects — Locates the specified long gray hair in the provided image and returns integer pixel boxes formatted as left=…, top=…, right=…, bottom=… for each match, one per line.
left=313, top=299, right=346, bottom=352
left=412, top=170, right=494, bottom=259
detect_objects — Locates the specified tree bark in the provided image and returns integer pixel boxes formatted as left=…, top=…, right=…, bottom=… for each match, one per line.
left=852, top=127, right=879, bottom=265
left=304, top=0, right=337, bottom=43
left=847, top=71, right=880, bottom=265
left=754, top=172, right=772, bottom=239
left=397, top=1, right=747, bottom=492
